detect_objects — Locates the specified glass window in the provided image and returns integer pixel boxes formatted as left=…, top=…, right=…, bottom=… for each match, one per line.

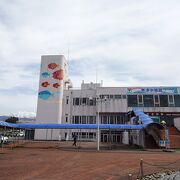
left=65, top=114, right=68, bottom=123
left=100, top=95, right=109, bottom=99
left=82, top=132, right=86, bottom=139
left=102, top=116, right=108, bottom=124
left=154, top=95, right=159, bottom=103
left=82, top=116, right=86, bottom=124
left=82, top=98, right=87, bottom=105
left=114, top=95, right=121, bottom=99
left=74, top=116, right=80, bottom=124
left=89, top=133, right=94, bottom=139
left=127, top=95, right=138, bottom=107
left=122, top=95, right=126, bottom=99
left=110, top=95, right=114, bottom=99
left=174, top=95, right=180, bottom=107
left=110, top=116, right=114, bottom=124
left=168, top=95, right=174, bottom=107
left=169, top=95, right=173, bottom=103
left=159, top=95, right=168, bottom=107
left=66, top=96, right=69, bottom=104
left=117, top=116, right=121, bottom=124
left=143, top=95, right=154, bottom=107
left=138, top=95, right=143, bottom=104
left=73, top=98, right=80, bottom=105
left=89, top=99, right=94, bottom=106
left=89, top=116, right=95, bottom=124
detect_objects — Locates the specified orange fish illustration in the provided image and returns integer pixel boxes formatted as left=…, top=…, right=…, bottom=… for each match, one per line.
left=52, top=69, right=64, bottom=80
left=53, top=83, right=60, bottom=88
left=48, top=63, right=59, bottom=70
left=41, top=82, right=50, bottom=87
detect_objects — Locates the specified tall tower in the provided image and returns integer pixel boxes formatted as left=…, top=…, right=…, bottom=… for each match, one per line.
left=35, top=55, right=69, bottom=140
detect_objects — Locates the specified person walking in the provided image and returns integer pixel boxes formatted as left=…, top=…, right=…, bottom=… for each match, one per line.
left=72, top=133, right=77, bottom=146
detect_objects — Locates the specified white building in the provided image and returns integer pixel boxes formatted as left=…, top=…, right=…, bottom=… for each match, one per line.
left=35, top=55, right=180, bottom=146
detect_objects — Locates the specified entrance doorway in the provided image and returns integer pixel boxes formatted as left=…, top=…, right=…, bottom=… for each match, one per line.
left=101, top=130, right=122, bottom=143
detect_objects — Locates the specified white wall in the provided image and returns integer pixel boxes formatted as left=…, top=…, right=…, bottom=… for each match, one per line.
left=35, top=55, right=67, bottom=140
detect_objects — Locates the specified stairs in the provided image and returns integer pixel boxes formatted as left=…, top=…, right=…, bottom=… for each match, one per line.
left=145, top=126, right=162, bottom=148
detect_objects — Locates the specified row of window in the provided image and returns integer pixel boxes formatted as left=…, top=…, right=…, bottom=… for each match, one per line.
left=73, top=98, right=96, bottom=106
left=99, top=94, right=127, bottom=99
left=72, top=116, right=96, bottom=124
left=71, top=115, right=127, bottom=124
left=71, top=132, right=96, bottom=139
left=127, top=95, right=180, bottom=107
left=71, top=94, right=127, bottom=106
left=100, top=115, right=126, bottom=124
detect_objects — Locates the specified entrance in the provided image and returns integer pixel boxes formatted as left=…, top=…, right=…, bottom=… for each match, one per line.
left=101, top=130, right=122, bottom=143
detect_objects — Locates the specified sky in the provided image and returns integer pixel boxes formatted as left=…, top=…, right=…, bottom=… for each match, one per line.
left=0, top=0, right=180, bottom=115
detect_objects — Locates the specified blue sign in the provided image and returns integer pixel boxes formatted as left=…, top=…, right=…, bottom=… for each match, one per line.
left=127, top=87, right=179, bottom=95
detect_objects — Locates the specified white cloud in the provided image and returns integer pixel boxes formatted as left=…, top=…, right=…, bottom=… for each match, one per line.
left=0, top=0, right=180, bottom=113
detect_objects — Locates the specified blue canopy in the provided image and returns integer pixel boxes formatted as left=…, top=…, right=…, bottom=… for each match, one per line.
left=132, top=108, right=154, bottom=127
left=0, top=121, right=143, bottom=130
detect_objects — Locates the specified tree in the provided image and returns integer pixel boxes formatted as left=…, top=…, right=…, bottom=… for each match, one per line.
left=5, top=116, right=18, bottom=123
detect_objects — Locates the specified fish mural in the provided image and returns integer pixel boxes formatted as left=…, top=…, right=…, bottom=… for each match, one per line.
left=41, top=82, right=50, bottom=88
left=41, top=72, right=50, bottom=78
left=38, top=90, right=53, bottom=100
left=48, top=63, right=59, bottom=70
left=53, top=83, right=60, bottom=88
left=52, top=69, right=64, bottom=80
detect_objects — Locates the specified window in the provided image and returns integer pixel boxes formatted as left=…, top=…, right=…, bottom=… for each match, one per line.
left=114, top=95, right=121, bottom=99
left=89, top=116, right=95, bottom=124
left=110, top=116, right=114, bottom=124
left=82, top=98, right=87, bottom=105
left=89, top=133, right=94, bottom=139
left=89, top=98, right=94, bottom=106
left=154, top=95, right=160, bottom=107
left=154, top=95, right=159, bottom=103
left=137, top=95, right=143, bottom=107
left=143, top=95, right=154, bottom=107
left=73, top=98, right=80, bottom=106
left=127, top=95, right=138, bottom=107
left=174, top=95, right=180, bottom=107
left=73, top=116, right=80, bottom=124
left=159, top=95, right=168, bottom=107
left=168, top=95, right=174, bottom=107
left=138, top=95, right=143, bottom=103
left=101, top=116, right=108, bottom=124
left=100, top=95, right=109, bottom=99
left=66, top=96, right=69, bottom=104
left=117, top=116, right=121, bottom=124
left=65, top=114, right=68, bottom=123
left=82, top=116, right=86, bottom=124
left=81, top=132, right=86, bottom=139
left=122, top=95, right=126, bottom=99
left=110, top=95, right=114, bottom=99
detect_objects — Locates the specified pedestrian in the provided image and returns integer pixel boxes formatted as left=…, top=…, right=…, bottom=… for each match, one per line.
left=72, top=133, right=77, bottom=146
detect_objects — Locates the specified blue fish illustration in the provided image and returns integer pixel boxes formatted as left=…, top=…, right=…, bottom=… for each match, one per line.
left=41, top=72, right=50, bottom=78
left=38, top=90, right=53, bottom=100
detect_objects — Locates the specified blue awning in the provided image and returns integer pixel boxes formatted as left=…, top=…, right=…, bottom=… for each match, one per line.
left=0, top=121, right=144, bottom=130
left=132, top=108, right=154, bottom=127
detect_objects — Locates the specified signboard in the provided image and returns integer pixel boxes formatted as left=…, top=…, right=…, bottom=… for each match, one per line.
left=127, top=87, right=179, bottom=95
left=159, top=140, right=165, bottom=147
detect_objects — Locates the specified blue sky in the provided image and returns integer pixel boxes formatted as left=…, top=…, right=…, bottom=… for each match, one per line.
left=0, top=0, right=180, bottom=115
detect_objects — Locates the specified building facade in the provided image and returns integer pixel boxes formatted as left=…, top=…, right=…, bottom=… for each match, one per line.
left=35, top=55, right=180, bottom=145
